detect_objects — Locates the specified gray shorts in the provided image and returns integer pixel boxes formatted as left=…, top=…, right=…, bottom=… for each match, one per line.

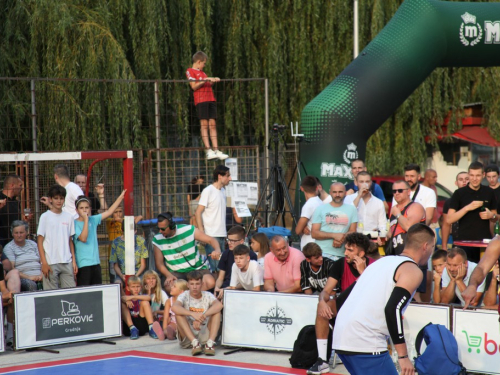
left=43, top=262, right=76, bottom=290
left=178, top=322, right=210, bottom=348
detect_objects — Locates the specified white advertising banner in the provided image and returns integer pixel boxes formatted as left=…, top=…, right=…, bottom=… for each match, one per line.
left=222, top=290, right=317, bottom=351
left=403, top=303, right=451, bottom=355
left=14, top=284, right=122, bottom=350
left=453, top=308, right=500, bottom=374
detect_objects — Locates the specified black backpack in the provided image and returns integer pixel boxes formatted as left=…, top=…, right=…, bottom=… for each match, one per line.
left=289, top=324, right=333, bottom=369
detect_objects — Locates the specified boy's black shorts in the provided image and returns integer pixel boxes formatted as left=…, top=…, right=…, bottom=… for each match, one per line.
left=122, top=316, right=149, bottom=336
left=196, top=101, right=217, bottom=120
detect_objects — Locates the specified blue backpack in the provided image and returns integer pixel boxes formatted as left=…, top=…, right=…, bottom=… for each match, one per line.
left=414, top=323, right=467, bottom=375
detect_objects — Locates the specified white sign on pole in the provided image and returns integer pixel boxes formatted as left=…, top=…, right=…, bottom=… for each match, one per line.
left=222, top=290, right=317, bottom=351
left=403, top=303, right=451, bottom=358
left=453, top=308, right=500, bottom=374
left=14, top=284, right=122, bottom=350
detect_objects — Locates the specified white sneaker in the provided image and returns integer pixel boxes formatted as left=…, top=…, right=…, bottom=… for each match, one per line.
left=206, top=149, right=218, bottom=160
left=214, top=150, right=228, bottom=160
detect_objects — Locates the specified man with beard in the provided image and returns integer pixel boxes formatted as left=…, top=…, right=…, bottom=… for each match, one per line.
left=391, top=164, right=436, bottom=226
left=389, top=181, right=427, bottom=302
left=447, top=161, right=497, bottom=263
left=311, top=183, right=357, bottom=261
left=307, top=232, right=374, bottom=375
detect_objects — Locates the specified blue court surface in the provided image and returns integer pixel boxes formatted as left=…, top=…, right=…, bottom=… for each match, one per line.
left=0, top=351, right=320, bottom=375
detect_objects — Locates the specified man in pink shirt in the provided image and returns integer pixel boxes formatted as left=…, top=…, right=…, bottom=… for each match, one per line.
left=264, top=236, right=305, bottom=293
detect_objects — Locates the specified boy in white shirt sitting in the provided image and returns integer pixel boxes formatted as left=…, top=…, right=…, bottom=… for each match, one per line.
left=229, top=244, right=263, bottom=291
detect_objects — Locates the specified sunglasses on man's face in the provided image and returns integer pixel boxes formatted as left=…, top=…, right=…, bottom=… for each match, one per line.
left=392, top=188, right=408, bottom=194
left=157, top=226, right=169, bottom=232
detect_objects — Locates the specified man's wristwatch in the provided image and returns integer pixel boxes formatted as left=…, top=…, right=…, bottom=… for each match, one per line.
left=396, top=213, right=402, bottom=220
left=492, top=214, right=497, bottom=220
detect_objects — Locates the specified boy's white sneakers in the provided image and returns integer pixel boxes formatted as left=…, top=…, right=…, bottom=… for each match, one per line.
left=214, top=150, right=228, bottom=160
left=206, top=149, right=218, bottom=160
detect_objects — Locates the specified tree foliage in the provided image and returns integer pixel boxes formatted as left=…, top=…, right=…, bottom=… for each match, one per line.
left=0, top=0, right=499, bottom=174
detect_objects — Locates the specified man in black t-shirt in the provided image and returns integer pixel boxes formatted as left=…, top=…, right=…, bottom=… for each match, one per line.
left=441, top=171, right=469, bottom=248
left=447, top=161, right=497, bottom=262
left=308, top=233, right=373, bottom=372
left=485, top=164, right=500, bottom=213
left=300, top=243, right=336, bottom=294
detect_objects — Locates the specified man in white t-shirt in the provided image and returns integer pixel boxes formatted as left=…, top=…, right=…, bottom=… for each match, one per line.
left=440, top=247, right=485, bottom=306
left=41, top=164, right=84, bottom=219
left=229, top=244, right=263, bottom=291
left=196, top=165, right=232, bottom=272
left=392, top=164, right=436, bottom=226
left=314, top=177, right=332, bottom=204
left=37, top=185, right=76, bottom=290
left=172, top=270, right=223, bottom=356
left=296, top=176, right=323, bottom=249
left=344, top=171, right=387, bottom=245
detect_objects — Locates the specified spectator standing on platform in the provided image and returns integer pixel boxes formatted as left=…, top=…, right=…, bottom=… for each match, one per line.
left=229, top=244, right=263, bottom=291
left=392, top=164, right=436, bottom=226
left=311, top=183, right=357, bottom=261
left=345, top=159, right=388, bottom=212
left=214, top=225, right=257, bottom=300
left=308, top=233, right=373, bottom=374
left=172, top=270, right=222, bottom=356
left=74, top=174, right=102, bottom=215
left=73, top=190, right=125, bottom=286
left=3, top=220, right=42, bottom=292
left=250, top=232, right=270, bottom=268
left=441, top=172, right=469, bottom=248
left=196, top=165, right=231, bottom=272
left=447, top=161, right=497, bottom=263
left=344, top=171, right=386, bottom=245
left=296, top=176, right=323, bottom=250
left=186, top=51, right=228, bottom=161
left=153, top=212, right=218, bottom=293
left=300, top=242, right=336, bottom=295
left=440, top=247, right=485, bottom=306
left=187, top=176, right=205, bottom=227
left=485, top=164, right=500, bottom=213
left=37, top=185, right=77, bottom=290
left=332, top=224, right=435, bottom=375
left=263, top=235, right=305, bottom=293
left=0, top=175, right=25, bottom=247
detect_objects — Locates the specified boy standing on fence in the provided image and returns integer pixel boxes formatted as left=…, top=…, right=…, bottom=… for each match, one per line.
left=186, top=51, right=228, bottom=161
left=37, top=185, right=77, bottom=290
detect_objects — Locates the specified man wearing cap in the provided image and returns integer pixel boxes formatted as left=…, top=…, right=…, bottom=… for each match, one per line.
left=153, top=212, right=220, bottom=293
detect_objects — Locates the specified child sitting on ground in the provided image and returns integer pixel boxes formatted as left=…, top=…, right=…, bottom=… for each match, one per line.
left=163, top=279, right=188, bottom=340
left=249, top=232, right=270, bottom=269
left=431, top=249, right=447, bottom=303
left=121, top=276, right=163, bottom=340
left=142, top=270, right=167, bottom=340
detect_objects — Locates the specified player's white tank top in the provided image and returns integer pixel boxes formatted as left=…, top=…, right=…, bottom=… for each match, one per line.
left=332, top=255, right=416, bottom=353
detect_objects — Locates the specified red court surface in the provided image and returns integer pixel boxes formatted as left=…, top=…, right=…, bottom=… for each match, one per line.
left=0, top=351, right=344, bottom=375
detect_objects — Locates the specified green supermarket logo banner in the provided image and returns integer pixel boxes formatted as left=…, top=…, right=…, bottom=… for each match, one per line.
left=460, top=12, right=500, bottom=46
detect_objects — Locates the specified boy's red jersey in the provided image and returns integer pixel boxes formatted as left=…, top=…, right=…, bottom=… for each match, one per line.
left=186, top=68, right=216, bottom=105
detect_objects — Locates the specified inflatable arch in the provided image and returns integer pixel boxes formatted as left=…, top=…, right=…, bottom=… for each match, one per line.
left=300, top=0, right=500, bottom=188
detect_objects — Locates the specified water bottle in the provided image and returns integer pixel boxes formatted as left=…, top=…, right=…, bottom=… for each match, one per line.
left=495, top=221, right=499, bottom=236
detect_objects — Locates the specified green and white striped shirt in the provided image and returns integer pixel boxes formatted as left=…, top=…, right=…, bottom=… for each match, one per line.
left=152, top=224, right=207, bottom=273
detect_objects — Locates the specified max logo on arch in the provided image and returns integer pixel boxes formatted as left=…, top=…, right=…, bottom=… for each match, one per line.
left=460, top=12, right=500, bottom=46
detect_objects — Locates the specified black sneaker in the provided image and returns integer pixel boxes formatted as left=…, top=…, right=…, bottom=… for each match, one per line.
left=307, top=358, right=330, bottom=375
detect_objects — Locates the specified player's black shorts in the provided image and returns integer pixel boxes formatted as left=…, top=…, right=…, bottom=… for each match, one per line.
left=196, top=101, right=217, bottom=120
